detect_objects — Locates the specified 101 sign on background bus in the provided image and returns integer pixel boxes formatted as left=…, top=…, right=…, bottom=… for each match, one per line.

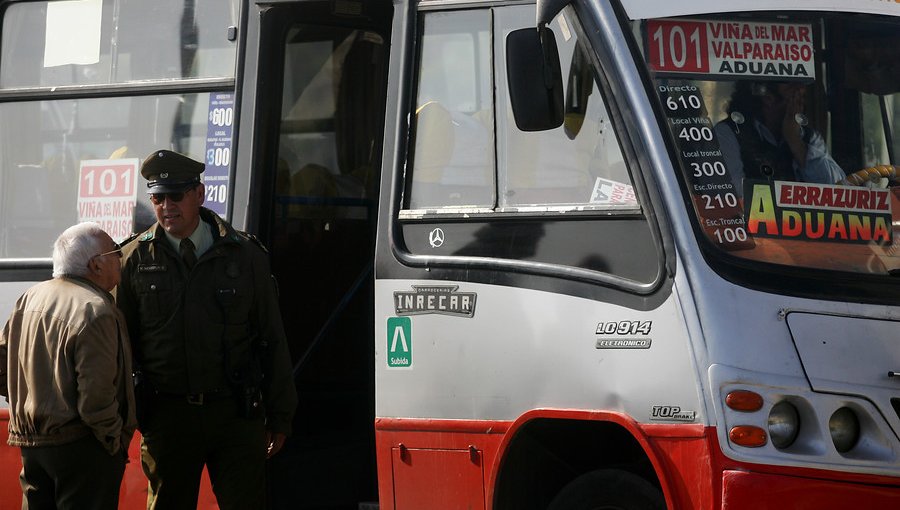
left=1, top=0, right=900, bottom=508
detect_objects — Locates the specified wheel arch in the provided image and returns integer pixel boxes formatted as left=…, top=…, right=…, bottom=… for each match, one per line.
left=490, top=409, right=673, bottom=510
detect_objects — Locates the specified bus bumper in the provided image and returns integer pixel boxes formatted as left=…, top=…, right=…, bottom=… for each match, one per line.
left=721, top=469, right=900, bottom=508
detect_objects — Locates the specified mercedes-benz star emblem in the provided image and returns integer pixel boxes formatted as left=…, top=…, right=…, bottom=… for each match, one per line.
left=428, top=228, right=445, bottom=248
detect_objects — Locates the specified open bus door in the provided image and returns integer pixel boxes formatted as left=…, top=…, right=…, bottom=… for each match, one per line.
left=243, top=1, right=391, bottom=507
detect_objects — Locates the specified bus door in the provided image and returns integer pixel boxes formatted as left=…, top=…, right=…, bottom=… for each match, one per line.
left=246, top=1, right=391, bottom=507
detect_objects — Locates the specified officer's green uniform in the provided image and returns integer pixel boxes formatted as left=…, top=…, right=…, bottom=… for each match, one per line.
left=117, top=150, right=297, bottom=510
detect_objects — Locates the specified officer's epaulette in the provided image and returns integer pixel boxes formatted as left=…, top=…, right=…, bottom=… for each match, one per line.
left=238, top=230, right=269, bottom=255
left=119, top=231, right=144, bottom=247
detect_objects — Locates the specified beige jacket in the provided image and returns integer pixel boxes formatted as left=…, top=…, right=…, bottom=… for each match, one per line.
left=0, top=276, right=137, bottom=456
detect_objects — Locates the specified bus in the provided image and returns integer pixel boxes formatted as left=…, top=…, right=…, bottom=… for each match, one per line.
left=1, top=0, right=900, bottom=508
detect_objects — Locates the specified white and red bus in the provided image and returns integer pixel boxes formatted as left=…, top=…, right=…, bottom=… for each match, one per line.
left=373, top=0, right=900, bottom=508
left=1, top=0, right=900, bottom=508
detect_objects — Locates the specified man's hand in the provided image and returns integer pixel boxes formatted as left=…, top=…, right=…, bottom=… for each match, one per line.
left=265, top=431, right=287, bottom=459
left=781, top=86, right=808, bottom=167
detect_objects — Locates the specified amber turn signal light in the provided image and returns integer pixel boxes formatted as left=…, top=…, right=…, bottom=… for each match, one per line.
left=730, top=426, right=767, bottom=447
left=725, top=390, right=764, bottom=412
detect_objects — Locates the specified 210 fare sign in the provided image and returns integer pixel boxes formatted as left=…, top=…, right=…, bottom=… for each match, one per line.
left=77, top=159, right=139, bottom=241
left=647, top=19, right=816, bottom=80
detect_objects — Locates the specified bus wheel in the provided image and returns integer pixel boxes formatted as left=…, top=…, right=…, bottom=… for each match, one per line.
left=546, top=469, right=665, bottom=510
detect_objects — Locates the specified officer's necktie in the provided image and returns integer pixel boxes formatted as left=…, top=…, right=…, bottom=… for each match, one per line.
left=180, top=238, right=197, bottom=269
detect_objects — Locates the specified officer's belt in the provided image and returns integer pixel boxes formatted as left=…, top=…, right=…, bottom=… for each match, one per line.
left=155, top=391, right=232, bottom=406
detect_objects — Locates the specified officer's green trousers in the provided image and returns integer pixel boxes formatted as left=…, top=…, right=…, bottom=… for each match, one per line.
left=140, top=394, right=267, bottom=510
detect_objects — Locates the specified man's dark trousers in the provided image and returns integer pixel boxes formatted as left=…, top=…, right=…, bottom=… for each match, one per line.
left=20, top=434, right=126, bottom=510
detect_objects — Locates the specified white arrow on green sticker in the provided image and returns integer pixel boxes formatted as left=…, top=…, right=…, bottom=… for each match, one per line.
left=387, top=317, right=411, bottom=368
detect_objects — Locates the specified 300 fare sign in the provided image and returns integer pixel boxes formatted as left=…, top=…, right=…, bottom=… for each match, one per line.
left=77, top=159, right=139, bottom=241
left=647, top=19, right=816, bottom=80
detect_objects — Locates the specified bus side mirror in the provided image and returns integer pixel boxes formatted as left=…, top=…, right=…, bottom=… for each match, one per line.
left=506, top=27, right=564, bottom=131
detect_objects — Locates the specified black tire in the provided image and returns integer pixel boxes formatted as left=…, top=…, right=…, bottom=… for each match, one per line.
left=546, top=469, right=666, bottom=510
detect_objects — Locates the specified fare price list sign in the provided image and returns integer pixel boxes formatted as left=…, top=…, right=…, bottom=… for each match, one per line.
left=659, top=84, right=753, bottom=250
left=203, top=92, right=234, bottom=217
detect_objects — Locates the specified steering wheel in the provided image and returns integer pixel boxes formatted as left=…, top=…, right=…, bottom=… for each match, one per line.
left=837, top=165, right=900, bottom=186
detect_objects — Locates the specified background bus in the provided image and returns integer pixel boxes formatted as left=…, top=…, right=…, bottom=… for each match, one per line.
left=0, top=0, right=392, bottom=507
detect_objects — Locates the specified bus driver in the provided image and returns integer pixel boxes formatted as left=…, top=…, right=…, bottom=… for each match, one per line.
left=715, top=81, right=846, bottom=196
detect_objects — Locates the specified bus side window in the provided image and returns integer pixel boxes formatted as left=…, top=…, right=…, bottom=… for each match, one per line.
left=0, top=0, right=237, bottom=88
left=407, top=10, right=495, bottom=210
left=496, top=8, right=637, bottom=210
left=0, top=1, right=239, bottom=259
left=404, top=7, right=639, bottom=214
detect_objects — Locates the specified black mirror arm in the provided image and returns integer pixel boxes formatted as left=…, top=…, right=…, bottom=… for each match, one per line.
left=536, top=0, right=571, bottom=27
left=538, top=25, right=556, bottom=90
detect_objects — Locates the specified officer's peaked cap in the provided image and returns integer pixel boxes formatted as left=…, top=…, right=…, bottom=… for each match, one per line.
left=141, top=150, right=204, bottom=193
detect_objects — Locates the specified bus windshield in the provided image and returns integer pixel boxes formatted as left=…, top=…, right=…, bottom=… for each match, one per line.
left=634, top=11, right=900, bottom=276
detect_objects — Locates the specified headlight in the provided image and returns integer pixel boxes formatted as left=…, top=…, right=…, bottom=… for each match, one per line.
left=829, top=407, right=860, bottom=453
left=767, top=401, right=800, bottom=449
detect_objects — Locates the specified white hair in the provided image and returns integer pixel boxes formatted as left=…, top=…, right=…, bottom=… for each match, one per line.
left=52, top=222, right=107, bottom=278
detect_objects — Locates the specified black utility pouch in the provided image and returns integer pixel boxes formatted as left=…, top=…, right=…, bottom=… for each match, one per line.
left=237, top=385, right=265, bottom=419
left=133, top=368, right=150, bottom=427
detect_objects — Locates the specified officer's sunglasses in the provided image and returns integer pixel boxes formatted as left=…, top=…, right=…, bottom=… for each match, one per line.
left=149, top=185, right=198, bottom=205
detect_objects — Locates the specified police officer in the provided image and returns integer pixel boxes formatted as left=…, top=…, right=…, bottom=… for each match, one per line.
left=117, top=150, right=298, bottom=509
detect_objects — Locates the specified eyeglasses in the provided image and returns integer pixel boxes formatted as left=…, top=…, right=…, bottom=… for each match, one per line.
left=150, top=186, right=197, bottom=205
left=95, top=243, right=123, bottom=259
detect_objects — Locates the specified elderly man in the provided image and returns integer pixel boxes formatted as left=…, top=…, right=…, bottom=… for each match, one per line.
left=117, top=149, right=297, bottom=509
left=0, top=222, right=136, bottom=510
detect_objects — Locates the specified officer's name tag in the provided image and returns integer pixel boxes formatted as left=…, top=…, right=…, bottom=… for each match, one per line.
left=138, top=264, right=167, bottom=273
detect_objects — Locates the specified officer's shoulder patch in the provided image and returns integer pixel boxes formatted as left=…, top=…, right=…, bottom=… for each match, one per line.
left=237, top=230, right=269, bottom=255
left=139, top=231, right=154, bottom=242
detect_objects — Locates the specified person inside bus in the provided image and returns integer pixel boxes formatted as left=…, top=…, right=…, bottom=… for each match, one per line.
left=714, top=80, right=846, bottom=196
left=0, top=222, right=136, bottom=510
left=116, top=150, right=298, bottom=509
